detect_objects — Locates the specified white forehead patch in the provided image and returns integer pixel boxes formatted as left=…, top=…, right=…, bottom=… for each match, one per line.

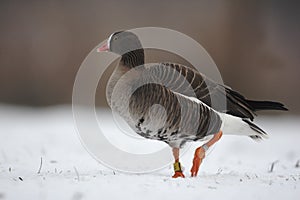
left=107, top=33, right=114, bottom=49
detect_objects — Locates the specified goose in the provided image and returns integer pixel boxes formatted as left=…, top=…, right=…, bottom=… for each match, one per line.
left=97, top=31, right=288, bottom=178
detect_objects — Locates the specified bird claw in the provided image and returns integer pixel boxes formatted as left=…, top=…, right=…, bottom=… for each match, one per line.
left=172, top=171, right=185, bottom=178
left=190, top=147, right=206, bottom=177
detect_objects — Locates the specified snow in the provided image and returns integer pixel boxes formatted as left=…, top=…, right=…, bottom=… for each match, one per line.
left=0, top=105, right=299, bottom=200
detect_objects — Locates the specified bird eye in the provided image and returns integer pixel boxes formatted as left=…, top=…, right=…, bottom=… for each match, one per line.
left=113, top=36, right=118, bottom=41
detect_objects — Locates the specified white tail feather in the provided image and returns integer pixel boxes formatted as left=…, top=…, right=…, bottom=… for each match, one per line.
left=219, top=113, right=268, bottom=141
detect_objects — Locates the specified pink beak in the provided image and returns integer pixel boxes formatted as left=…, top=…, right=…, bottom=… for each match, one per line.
left=97, top=42, right=109, bottom=52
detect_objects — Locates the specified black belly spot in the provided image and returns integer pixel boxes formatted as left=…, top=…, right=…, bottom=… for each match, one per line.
left=137, top=117, right=145, bottom=127
left=135, top=124, right=141, bottom=131
left=170, top=130, right=178, bottom=136
left=139, top=117, right=144, bottom=123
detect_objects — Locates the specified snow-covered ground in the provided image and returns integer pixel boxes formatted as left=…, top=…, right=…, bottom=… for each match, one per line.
left=0, top=105, right=299, bottom=200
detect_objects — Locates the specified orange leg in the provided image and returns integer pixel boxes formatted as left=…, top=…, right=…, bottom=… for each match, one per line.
left=191, top=130, right=223, bottom=177
left=172, top=148, right=185, bottom=178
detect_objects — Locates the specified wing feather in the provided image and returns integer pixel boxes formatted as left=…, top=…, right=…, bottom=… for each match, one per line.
left=147, top=62, right=256, bottom=120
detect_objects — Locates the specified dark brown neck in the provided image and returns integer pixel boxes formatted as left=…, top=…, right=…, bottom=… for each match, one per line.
left=120, top=49, right=145, bottom=68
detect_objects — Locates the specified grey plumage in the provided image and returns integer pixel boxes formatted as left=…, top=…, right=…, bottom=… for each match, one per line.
left=107, top=63, right=222, bottom=148
left=147, top=62, right=287, bottom=121
left=103, top=31, right=287, bottom=149
left=128, top=81, right=222, bottom=148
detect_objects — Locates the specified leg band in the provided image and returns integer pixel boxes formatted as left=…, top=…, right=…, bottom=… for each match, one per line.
left=173, top=161, right=183, bottom=172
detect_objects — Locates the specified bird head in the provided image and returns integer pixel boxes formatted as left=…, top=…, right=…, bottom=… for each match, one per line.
left=97, top=31, right=144, bottom=68
left=97, top=31, right=143, bottom=55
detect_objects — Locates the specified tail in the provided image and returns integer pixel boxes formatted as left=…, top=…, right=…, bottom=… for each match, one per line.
left=242, top=118, right=268, bottom=141
left=246, top=100, right=288, bottom=111
left=220, top=113, right=268, bottom=142
left=223, top=87, right=288, bottom=121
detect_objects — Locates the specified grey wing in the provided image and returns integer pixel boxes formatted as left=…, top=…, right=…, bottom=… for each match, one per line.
left=147, top=63, right=256, bottom=121
left=128, top=83, right=222, bottom=146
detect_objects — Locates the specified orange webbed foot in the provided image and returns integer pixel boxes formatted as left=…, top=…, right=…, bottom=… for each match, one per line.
left=172, top=161, right=185, bottom=178
left=190, top=146, right=206, bottom=177
left=172, top=171, right=185, bottom=178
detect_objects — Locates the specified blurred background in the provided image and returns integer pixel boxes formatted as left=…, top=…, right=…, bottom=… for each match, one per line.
left=0, top=0, right=299, bottom=113
left=1, top=2, right=300, bottom=198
